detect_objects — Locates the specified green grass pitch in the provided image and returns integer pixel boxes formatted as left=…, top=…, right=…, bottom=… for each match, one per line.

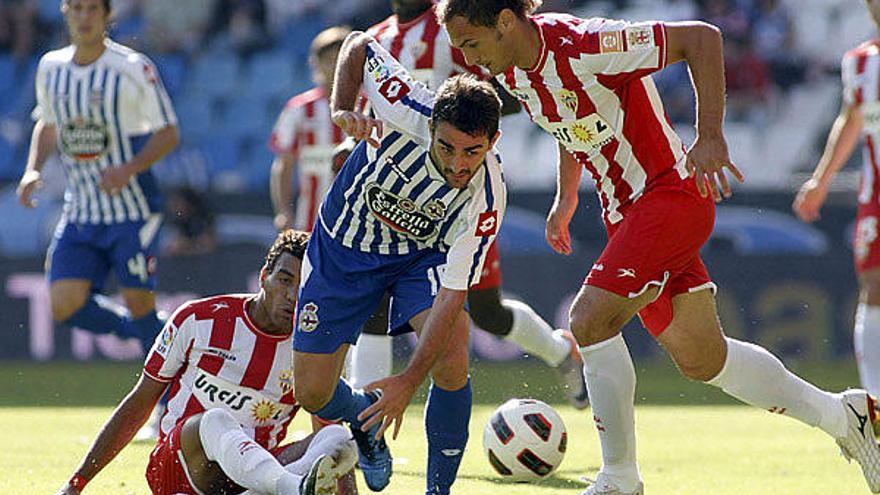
left=1, top=359, right=873, bottom=494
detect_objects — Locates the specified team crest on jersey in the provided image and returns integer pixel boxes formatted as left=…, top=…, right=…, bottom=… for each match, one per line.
left=278, top=369, right=294, bottom=395
left=60, top=117, right=110, bottom=161
left=365, top=182, right=440, bottom=240
left=423, top=199, right=447, bottom=221
left=410, top=40, right=428, bottom=61
left=625, top=26, right=654, bottom=50
left=299, top=302, right=319, bottom=332
left=559, top=89, right=579, bottom=113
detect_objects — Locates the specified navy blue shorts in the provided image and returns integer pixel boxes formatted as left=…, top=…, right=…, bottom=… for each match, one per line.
left=293, top=226, right=446, bottom=354
left=46, top=215, right=163, bottom=290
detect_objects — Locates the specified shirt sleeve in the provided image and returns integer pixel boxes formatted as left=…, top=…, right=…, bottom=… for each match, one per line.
left=269, top=101, right=303, bottom=157
left=439, top=152, right=508, bottom=290
left=143, top=305, right=192, bottom=383
left=841, top=54, right=858, bottom=108
left=578, top=20, right=668, bottom=90
left=363, top=39, right=435, bottom=146
left=131, top=53, right=178, bottom=131
left=32, top=57, right=55, bottom=124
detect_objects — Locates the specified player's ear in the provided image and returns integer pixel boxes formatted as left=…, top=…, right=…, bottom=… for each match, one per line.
left=488, top=129, right=502, bottom=149
left=497, top=9, right=516, bottom=34
left=259, top=265, right=269, bottom=286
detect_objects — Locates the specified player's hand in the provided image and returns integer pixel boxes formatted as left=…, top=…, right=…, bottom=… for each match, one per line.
left=99, top=164, right=134, bottom=194
left=358, top=373, right=420, bottom=441
left=274, top=212, right=294, bottom=231
left=685, top=132, right=744, bottom=202
left=16, top=170, right=43, bottom=208
left=792, top=179, right=828, bottom=223
left=332, top=111, right=383, bottom=148
left=546, top=199, right=576, bottom=255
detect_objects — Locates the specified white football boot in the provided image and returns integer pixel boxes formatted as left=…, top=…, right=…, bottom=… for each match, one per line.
left=837, top=390, right=880, bottom=493
left=581, top=474, right=644, bottom=495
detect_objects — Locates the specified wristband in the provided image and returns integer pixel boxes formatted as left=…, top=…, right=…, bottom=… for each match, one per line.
left=69, top=473, right=89, bottom=490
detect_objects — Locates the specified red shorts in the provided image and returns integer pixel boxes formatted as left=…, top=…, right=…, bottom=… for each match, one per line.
left=145, top=419, right=288, bottom=495
left=471, top=240, right=502, bottom=290
left=855, top=203, right=880, bottom=275
left=584, top=178, right=716, bottom=336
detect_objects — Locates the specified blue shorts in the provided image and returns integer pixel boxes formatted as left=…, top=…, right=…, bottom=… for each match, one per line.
left=293, top=226, right=447, bottom=354
left=46, top=215, right=163, bottom=291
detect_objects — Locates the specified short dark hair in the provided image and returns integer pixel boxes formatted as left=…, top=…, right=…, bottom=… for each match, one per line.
left=264, top=229, right=310, bottom=273
left=431, top=75, right=501, bottom=139
left=437, top=0, right=542, bottom=27
left=63, top=0, right=112, bottom=13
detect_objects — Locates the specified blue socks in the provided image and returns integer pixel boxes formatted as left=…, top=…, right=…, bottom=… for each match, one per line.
left=314, top=378, right=373, bottom=428
left=62, top=294, right=164, bottom=354
left=425, top=379, right=471, bottom=495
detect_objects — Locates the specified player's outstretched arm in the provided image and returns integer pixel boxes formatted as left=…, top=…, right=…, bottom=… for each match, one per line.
left=331, top=32, right=384, bottom=147
left=16, top=119, right=56, bottom=208
left=359, top=288, right=468, bottom=440
left=546, top=144, right=581, bottom=255
left=98, top=125, right=179, bottom=194
left=793, top=104, right=863, bottom=222
left=666, top=21, right=744, bottom=201
left=57, top=375, right=167, bottom=494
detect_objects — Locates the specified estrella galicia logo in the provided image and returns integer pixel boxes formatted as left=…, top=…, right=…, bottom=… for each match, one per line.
left=365, top=182, right=441, bottom=240
left=60, top=117, right=109, bottom=161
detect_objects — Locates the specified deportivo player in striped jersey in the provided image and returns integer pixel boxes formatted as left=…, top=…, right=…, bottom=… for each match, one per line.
left=349, top=0, right=589, bottom=412
left=292, top=34, right=505, bottom=494
left=439, top=1, right=880, bottom=494
left=57, top=230, right=358, bottom=495
left=795, top=0, right=880, bottom=409
left=269, top=26, right=350, bottom=233
left=16, top=0, right=176, bottom=359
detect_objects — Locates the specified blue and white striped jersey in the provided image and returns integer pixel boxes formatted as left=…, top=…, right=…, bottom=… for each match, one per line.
left=34, top=38, right=177, bottom=225
left=319, top=40, right=507, bottom=290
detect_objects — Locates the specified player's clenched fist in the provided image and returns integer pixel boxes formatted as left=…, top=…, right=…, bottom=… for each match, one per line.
left=332, top=110, right=384, bottom=148
left=16, top=170, right=43, bottom=208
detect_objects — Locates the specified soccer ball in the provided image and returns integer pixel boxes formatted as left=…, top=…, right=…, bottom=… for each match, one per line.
left=483, top=398, right=567, bottom=481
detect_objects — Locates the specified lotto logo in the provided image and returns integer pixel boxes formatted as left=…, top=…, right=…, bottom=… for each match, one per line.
left=475, top=211, right=498, bottom=236
left=379, top=77, right=411, bottom=104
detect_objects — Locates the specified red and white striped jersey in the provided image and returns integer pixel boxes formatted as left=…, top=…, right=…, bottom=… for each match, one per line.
left=843, top=40, right=880, bottom=206
left=498, top=14, right=687, bottom=225
left=143, top=294, right=298, bottom=451
left=269, top=88, right=344, bottom=231
left=367, top=4, right=486, bottom=90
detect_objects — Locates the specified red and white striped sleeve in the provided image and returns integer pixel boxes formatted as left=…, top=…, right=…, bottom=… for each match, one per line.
left=574, top=19, right=667, bottom=89
left=841, top=52, right=860, bottom=108
left=269, top=99, right=304, bottom=157
left=143, top=303, right=194, bottom=383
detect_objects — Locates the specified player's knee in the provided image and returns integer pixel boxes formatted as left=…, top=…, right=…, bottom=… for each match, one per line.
left=673, top=351, right=725, bottom=382
left=569, top=302, right=624, bottom=345
left=293, top=380, right=334, bottom=413
left=122, top=290, right=156, bottom=318
left=50, top=291, right=88, bottom=323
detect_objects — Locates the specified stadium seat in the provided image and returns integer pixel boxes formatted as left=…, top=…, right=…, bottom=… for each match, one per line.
left=0, top=136, right=17, bottom=180
left=243, top=51, right=296, bottom=101
left=218, top=96, right=273, bottom=143
left=199, top=134, right=242, bottom=174
left=238, top=140, right=274, bottom=191
left=175, top=94, right=216, bottom=142
left=187, top=52, right=240, bottom=99
left=0, top=55, right=15, bottom=97
left=153, top=54, right=187, bottom=97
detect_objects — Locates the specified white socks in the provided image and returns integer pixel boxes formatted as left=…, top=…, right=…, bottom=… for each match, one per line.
left=579, top=333, right=641, bottom=491
left=707, top=337, right=847, bottom=439
left=504, top=299, right=572, bottom=367
left=199, top=408, right=301, bottom=494
left=349, top=334, right=393, bottom=388
left=281, top=424, right=354, bottom=475
left=855, top=303, right=880, bottom=398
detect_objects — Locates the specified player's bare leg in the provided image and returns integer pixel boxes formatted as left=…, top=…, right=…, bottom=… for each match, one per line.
left=410, top=307, right=472, bottom=495
left=177, top=409, right=355, bottom=494
left=294, top=345, right=351, bottom=413
left=661, top=289, right=880, bottom=493
left=469, top=286, right=588, bottom=409
left=569, top=284, right=656, bottom=495
left=856, top=268, right=880, bottom=398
